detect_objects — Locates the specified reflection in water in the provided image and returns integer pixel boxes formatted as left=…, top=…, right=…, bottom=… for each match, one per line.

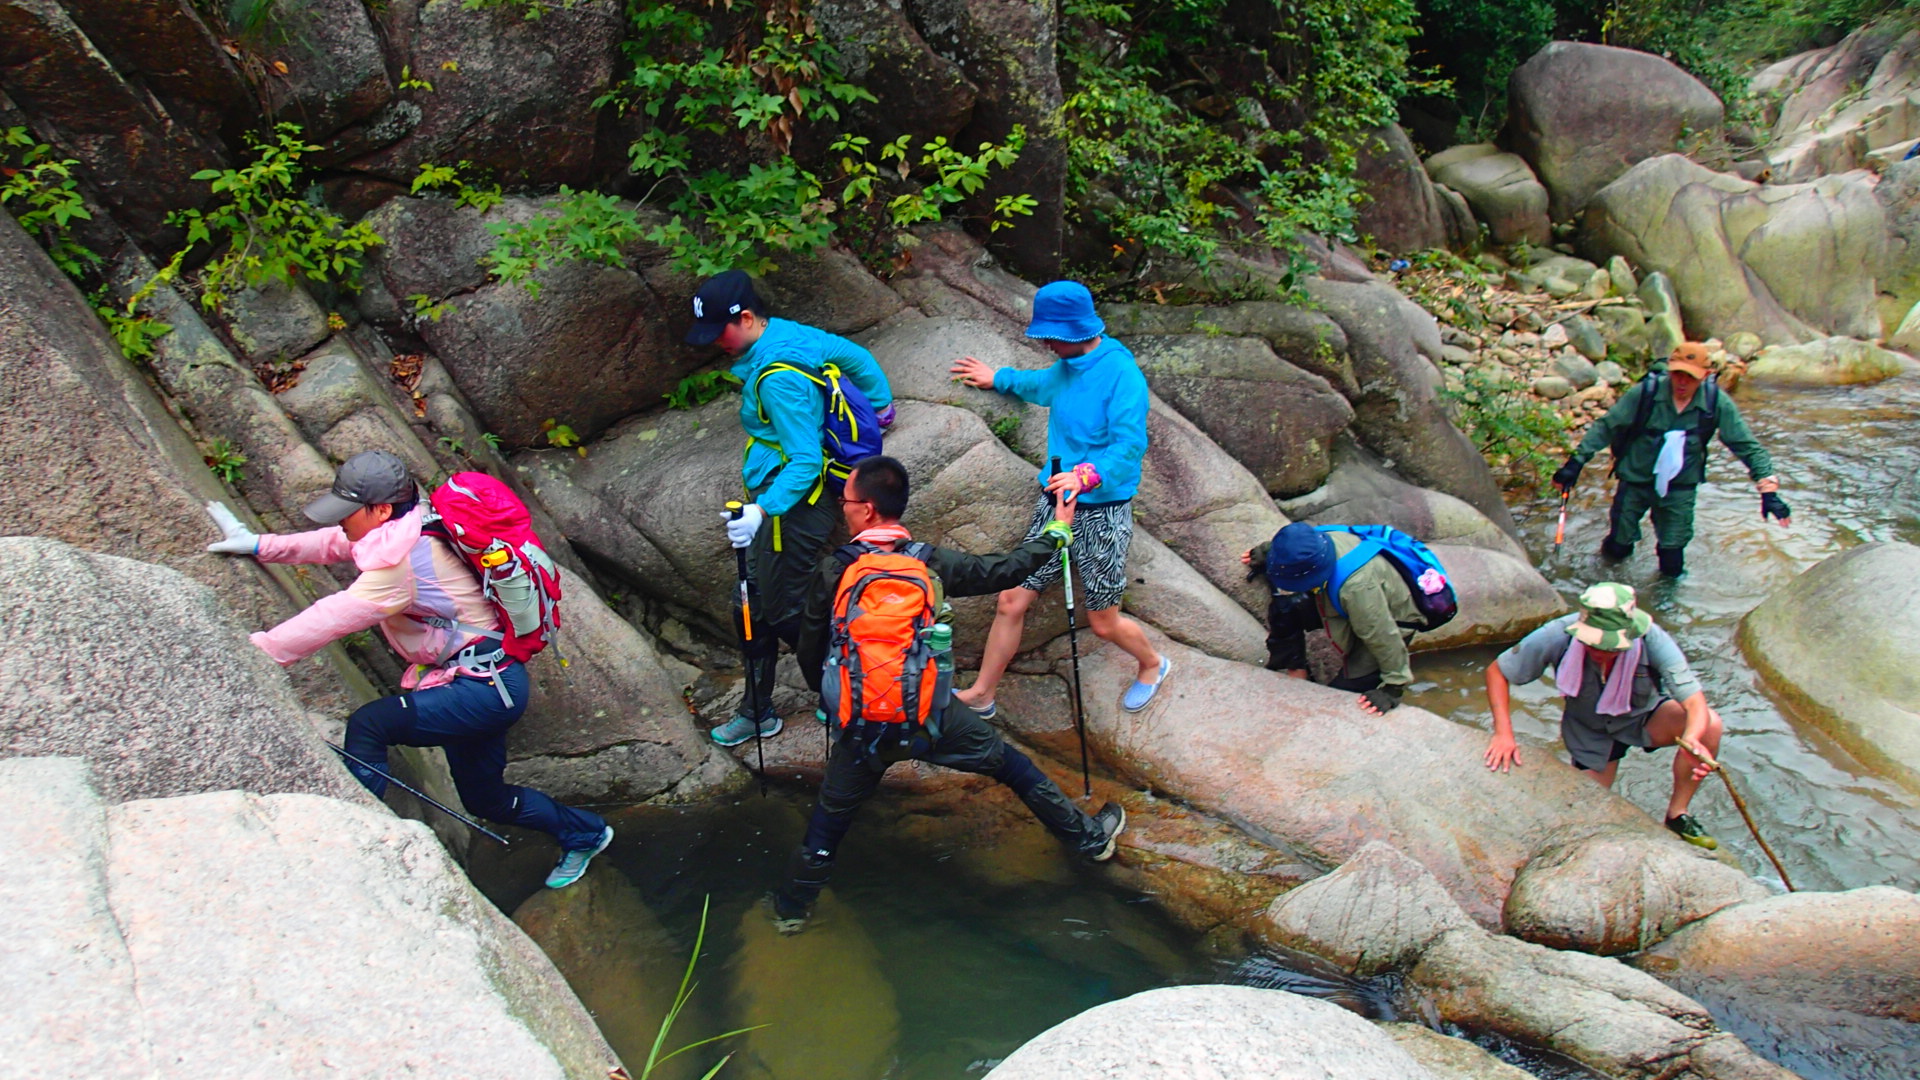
left=1416, top=375, right=1920, bottom=896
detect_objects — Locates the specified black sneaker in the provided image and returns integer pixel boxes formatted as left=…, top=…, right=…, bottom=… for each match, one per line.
left=1666, top=813, right=1719, bottom=850
left=1087, top=802, right=1127, bottom=862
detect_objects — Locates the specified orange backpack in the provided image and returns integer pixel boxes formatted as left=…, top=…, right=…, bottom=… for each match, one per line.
left=821, top=541, right=951, bottom=732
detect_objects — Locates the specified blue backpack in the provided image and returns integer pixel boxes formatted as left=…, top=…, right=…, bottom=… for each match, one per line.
left=1319, top=525, right=1458, bottom=632
left=750, top=361, right=885, bottom=500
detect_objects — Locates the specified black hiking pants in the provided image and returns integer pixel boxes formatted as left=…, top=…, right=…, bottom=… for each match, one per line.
left=777, top=700, right=1102, bottom=910
left=737, top=487, right=839, bottom=720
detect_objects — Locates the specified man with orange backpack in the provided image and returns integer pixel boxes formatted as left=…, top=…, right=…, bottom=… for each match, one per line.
left=687, top=269, right=895, bottom=749
left=204, top=450, right=612, bottom=889
left=770, top=455, right=1126, bottom=932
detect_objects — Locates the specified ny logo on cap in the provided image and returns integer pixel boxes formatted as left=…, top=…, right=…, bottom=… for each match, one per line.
left=692, top=297, right=704, bottom=318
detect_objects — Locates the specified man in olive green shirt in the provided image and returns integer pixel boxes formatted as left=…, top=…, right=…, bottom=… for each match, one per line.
left=1246, top=523, right=1422, bottom=714
left=1554, top=343, right=1789, bottom=577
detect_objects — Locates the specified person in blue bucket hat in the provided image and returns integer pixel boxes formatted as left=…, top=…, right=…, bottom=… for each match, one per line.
left=948, top=280, right=1170, bottom=715
left=1244, top=522, right=1423, bottom=714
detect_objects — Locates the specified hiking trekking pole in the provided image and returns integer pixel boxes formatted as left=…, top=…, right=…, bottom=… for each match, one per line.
left=727, top=501, right=769, bottom=797
left=1052, top=456, right=1093, bottom=800
left=1554, top=489, right=1571, bottom=546
left=1716, top=766, right=1796, bottom=891
left=327, top=742, right=510, bottom=846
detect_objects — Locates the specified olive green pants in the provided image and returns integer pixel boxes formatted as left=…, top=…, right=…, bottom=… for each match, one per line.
left=1606, top=481, right=1697, bottom=551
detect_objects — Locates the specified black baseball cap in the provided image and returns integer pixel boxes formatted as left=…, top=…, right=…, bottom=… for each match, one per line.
left=685, top=269, right=761, bottom=345
left=303, top=450, right=417, bottom=524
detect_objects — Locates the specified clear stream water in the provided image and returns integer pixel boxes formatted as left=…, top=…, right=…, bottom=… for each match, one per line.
left=474, top=375, right=1920, bottom=1080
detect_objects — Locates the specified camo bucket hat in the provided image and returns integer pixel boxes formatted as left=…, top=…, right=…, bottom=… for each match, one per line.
left=1567, top=582, right=1654, bottom=651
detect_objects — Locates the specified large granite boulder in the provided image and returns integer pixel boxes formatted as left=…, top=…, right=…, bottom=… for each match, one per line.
left=1423, top=143, right=1551, bottom=246
left=354, top=0, right=623, bottom=187
left=1304, top=279, right=1520, bottom=539
left=1502, top=824, right=1768, bottom=955
left=1256, top=840, right=1477, bottom=976
left=1745, top=336, right=1916, bottom=385
left=366, top=195, right=703, bottom=449
left=995, top=633, right=1740, bottom=928
left=257, top=0, right=394, bottom=151
left=1410, top=927, right=1795, bottom=1080
left=1752, top=22, right=1920, bottom=182
left=1383, top=1024, right=1540, bottom=1080
left=1584, top=154, right=1888, bottom=345
left=985, top=985, right=1438, bottom=1080
left=900, top=0, right=1066, bottom=277
left=1355, top=123, right=1473, bottom=254
left=813, top=0, right=977, bottom=143
left=1281, top=440, right=1528, bottom=561
left=1739, top=542, right=1920, bottom=795
left=1099, top=299, right=1356, bottom=397
left=0, top=539, right=366, bottom=804
left=505, top=566, right=739, bottom=805
left=1638, top=886, right=1920, bottom=1080
left=1504, top=41, right=1725, bottom=221
left=0, top=756, right=622, bottom=1079
left=0, top=0, right=224, bottom=242
left=1127, top=333, right=1353, bottom=497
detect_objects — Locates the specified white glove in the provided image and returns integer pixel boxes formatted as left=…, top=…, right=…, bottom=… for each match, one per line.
left=722, top=504, right=765, bottom=549
left=205, top=500, right=260, bottom=555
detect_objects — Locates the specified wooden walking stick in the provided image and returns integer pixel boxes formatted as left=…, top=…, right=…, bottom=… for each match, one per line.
left=1717, top=766, right=1796, bottom=891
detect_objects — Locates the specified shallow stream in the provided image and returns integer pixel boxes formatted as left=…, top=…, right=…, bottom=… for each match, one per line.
left=476, top=374, right=1920, bottom=1080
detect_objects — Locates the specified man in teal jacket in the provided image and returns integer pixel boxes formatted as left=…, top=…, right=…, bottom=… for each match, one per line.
left=948, top=280, right=1170, bottom=714
left=687, top=270, right=895, bottom=746
left=1553, top=342, right=1787, bottom=578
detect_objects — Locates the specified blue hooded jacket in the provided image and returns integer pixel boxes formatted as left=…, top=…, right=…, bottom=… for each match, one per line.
left=729, top=318, right=892, bottom=517
left=991, top=336, right=1150, bottom=504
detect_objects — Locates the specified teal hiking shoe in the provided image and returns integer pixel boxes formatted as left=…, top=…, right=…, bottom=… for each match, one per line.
left=712, top=713, right=782, bottom=747
left=546, top=826, right=614, bottom=889
left=1665, top=814, right=1719, bottom=850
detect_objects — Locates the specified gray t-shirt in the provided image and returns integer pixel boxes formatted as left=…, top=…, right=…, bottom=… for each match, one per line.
left=1496, top=614, right=1702, bottom=733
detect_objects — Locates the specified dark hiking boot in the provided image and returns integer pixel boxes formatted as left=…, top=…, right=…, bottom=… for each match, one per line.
left=1600, top=536, right=1634, bottom=561
left=770, top=890, right=811, bottom=935
left=1666, top=813, right=1719, bottom=850
left=1086, top=802, right=1127, bottom=862
left=1657, top=547, right=1686, bottom=578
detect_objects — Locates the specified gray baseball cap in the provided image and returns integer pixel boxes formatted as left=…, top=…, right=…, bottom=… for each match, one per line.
left=303, top=450, right=417, bottom=525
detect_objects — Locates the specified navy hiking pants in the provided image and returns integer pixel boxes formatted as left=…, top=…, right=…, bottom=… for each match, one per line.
left=343, top=661, right=606, bottom=851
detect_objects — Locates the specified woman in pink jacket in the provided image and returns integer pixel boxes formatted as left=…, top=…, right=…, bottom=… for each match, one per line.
left=207, top=451, right=611, bottom=889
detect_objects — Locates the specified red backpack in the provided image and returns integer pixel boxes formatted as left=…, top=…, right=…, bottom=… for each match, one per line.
left=423, top=472, right=563, bottom=664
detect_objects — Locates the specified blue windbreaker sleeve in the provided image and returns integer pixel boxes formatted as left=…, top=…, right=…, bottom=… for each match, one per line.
left=821, top=334, right=893, bottom=409
left=992, top=362, right=1064, bottom=405
left=1085, top=368, right=1149, bottom=495
left=756, top=368, right=828, bottom=517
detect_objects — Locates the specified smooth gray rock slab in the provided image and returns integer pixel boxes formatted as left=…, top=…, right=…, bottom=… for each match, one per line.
left=985, top=985, right=1438, bottom=1079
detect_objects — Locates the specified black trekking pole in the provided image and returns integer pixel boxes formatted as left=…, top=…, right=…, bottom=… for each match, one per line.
left=1052, top=457, right=1093, bottom=800
left=728, top=501, right=769, bottom=797
left=327, top=742, right=510, bottom=846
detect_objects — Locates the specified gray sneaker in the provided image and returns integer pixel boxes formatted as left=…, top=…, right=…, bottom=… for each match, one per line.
left=546, top=826, right=614, bottom=889
left=712, top=713, right=782, bottom=747
left=1086, top=802, right=1127, bottom=862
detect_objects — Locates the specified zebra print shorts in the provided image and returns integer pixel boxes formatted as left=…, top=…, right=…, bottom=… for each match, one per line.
left=1016, top=493, right=1134, bottom=611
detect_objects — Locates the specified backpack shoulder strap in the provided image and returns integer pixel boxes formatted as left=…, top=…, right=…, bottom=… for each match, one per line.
left=1696, top=375, right=1721, bottom=444
left=752, top=361, right=827, bottom=423
left=1612, top=372, right=1663, bottom=472
left=1323, top=538, right=1386, bottom=619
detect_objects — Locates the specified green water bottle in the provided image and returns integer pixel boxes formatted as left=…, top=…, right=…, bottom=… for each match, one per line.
left=928, top=622, right=954, bottom=671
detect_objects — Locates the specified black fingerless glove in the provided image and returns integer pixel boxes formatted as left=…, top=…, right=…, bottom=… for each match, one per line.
left=1761, top=491, right=1791, bottom=522
left=1362, top=685, right=1403, bottom=713
left=1551, top=458, right=1583, bottom=493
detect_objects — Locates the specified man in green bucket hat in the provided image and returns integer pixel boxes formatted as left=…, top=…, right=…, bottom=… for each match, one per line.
left=1482, top=582, right=1725, bottom=848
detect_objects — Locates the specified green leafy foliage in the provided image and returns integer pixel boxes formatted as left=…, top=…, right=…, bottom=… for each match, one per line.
left=410, top=161, right=503, bottom=212
left=407, top=293, right=451, bottom=323
left=988, top=413, right=1023, bottom=450
left=542, top=418, right=586, bottom=457
left=638, top=897, right=761, bottom=1079
left=203, top=437, right=249, bottom=484
left=168, top=123, right=383, bottom=311
left=92, top=288, right=174, bottom=362
left=483, top=187, right=643, bottom=297
left=1441, top=365, right=1571, bottom=490
left=2, top=127, right=101, bottom=278
left=1059, top=0, right=1438, bottom=298
left=664, top=368, right=744, bottom=410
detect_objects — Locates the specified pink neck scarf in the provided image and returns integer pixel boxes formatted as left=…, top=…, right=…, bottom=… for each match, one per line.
left=852, top=523, right=912, bottom=547
left=1556, top=638, right=1644, bottom=715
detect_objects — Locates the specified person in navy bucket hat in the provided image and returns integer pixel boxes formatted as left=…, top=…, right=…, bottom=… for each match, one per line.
left=1245, top=522, right=1423, bottom=716
left=948, top=280, right=1170, bottom=716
